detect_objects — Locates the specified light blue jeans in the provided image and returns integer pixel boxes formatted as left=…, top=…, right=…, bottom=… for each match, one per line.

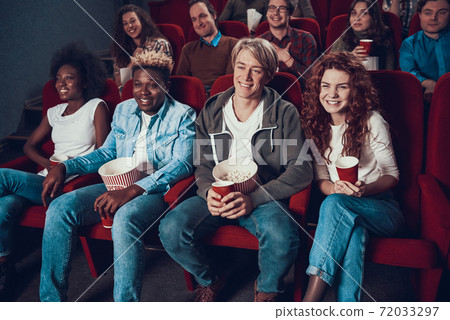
left=0, top=168, right=49, bottom=257
left=306, top=192, right=404, bottom=301
left=159, top=196, right=300, bottom=294
left=39, top=183, right=166, bottom=302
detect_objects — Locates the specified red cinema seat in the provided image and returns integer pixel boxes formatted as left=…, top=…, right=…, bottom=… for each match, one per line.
left=418, top=72, right=450, bottom=301
left=157, top=23, right=186, bottom=74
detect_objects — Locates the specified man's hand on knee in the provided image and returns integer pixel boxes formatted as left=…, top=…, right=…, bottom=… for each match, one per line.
left=94, top=184, right=145, bottom=219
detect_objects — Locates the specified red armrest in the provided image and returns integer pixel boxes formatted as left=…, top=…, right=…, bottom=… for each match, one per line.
left=289, top=184, right=311, bottom=227
left=419, top=174, right=450, bottom=229
left=164, top=175, right=197, bottom=208
left=0, top=155, right=37, bottom=173
left=62, top=173, right=103, bottom=193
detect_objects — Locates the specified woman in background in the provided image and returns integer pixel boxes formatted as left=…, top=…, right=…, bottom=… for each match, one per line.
left=331, top=0, right=396, bottom=70
left=111, top=4, right=173, bottom=88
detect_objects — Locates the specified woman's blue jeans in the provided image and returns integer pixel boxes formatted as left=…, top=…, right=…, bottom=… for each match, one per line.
left=0, top=168, right=48, bottom=257
left=306, top=192, right=404, bottom=301
left=39, top=183, right=166, bottom=302
left=159, top=196, right=300, bottom=294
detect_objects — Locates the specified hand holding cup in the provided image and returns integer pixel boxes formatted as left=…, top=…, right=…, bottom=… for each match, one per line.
left=359, top=39, right=372, bottom=56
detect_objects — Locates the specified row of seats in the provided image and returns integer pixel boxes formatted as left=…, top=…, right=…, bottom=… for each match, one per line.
left=3, top=70, right=448, bottom=301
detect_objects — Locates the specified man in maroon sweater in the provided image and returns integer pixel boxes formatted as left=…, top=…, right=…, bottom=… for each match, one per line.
left=176, top=0, right=238, bottom=94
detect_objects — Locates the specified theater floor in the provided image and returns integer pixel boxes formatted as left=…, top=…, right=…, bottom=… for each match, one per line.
left=7, top=226, right=449, bottom=302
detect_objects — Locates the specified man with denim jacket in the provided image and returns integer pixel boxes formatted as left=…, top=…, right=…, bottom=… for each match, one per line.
left=39, top=50, right=196, bottom=301
left=159, top=38, right=312, bottom=302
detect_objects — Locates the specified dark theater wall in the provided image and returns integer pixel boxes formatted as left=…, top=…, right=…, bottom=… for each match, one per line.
left=0, top=0, right=120, bottom=140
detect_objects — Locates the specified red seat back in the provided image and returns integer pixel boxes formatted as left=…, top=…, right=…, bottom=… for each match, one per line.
left=369, top=70, right=424, bottom=235
left=408, top=12, right=422, bottom=37
left=325, top=14, right=348, bottom=49
left=210, top=72, right=302, bottom=111
left=382, top=11, right=403, bottom=68
left=148, top=0, right=192, bottom=39
left=329, top=0, right=383, bottom=21
left=157, top=23, right=186, bottom=74
left=426, top=73, right=450, bottom=196
left=122, top=75, right=206, bottom=114
left=187, top=20, right=249, bottom=42
left=255, top=18, right=322, bottom=51
left=311, top=0, right=331, bottom=36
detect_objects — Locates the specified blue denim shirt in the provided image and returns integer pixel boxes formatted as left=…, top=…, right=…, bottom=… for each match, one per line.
left=63, top=96, right=196, bottom=194
left=400, top=28, right=450, bottom=83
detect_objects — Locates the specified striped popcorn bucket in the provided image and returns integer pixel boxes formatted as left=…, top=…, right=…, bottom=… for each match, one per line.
left=98, top=157, right=140, bottom=191
left=212, top=157, right=258, bottom=195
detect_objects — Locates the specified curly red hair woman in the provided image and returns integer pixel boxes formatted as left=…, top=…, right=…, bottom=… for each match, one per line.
left=301, top=51, right=404, bottom=301
left=302, top=50, right=380, bottom=163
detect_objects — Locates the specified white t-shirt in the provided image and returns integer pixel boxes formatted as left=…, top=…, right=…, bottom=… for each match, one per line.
left=132, top=112, right=154, bottom=176
left=314, top=111, right=399, bottom=184
left=48, top=98, right=104, bottom=158
left=223, top=95, right=264, bottom=161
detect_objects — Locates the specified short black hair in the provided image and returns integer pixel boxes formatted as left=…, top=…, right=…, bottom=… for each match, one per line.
left=50, top=42, right=107, bottom=101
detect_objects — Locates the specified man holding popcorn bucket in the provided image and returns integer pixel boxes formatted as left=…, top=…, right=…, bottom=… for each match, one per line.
left=39, top=49, right=196, bottom=302
left=159, top=38, right=312, bottom=302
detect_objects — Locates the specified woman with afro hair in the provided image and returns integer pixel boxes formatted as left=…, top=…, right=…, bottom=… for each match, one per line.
left=0, top=42, right=110, bottom=301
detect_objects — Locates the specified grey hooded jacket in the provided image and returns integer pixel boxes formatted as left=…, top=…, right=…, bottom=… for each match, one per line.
left=194, top=86, right=312, bottom=207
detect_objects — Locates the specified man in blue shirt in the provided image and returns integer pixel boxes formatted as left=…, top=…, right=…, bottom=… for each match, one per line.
left=400, top=0, right=450, bottom=103
left=39, top=50, right=196, bottom=301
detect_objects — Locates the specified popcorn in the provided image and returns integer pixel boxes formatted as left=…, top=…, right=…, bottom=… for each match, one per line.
left=221, top=169, right=252, bottom=183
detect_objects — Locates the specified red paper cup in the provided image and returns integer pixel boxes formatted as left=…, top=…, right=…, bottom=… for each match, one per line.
left=359, top=39, right=372, bottom=56
left=335, top=156, right=359, bottom=184
left=50, top=154, right=68, bottom=166
left=101, top=217, right=114, bottom=229
left=212, top=181, right=235, bottom=198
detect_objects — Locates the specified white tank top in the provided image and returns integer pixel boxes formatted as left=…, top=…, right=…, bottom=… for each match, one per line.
left=47, top=98, right=104, bottom=158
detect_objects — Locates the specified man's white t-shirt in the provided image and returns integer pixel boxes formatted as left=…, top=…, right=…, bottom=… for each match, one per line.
left=223, top=95, right=264, bottom=161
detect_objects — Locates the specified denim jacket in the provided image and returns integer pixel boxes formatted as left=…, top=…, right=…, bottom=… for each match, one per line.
left=64, top=96, right=196, bottom=194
